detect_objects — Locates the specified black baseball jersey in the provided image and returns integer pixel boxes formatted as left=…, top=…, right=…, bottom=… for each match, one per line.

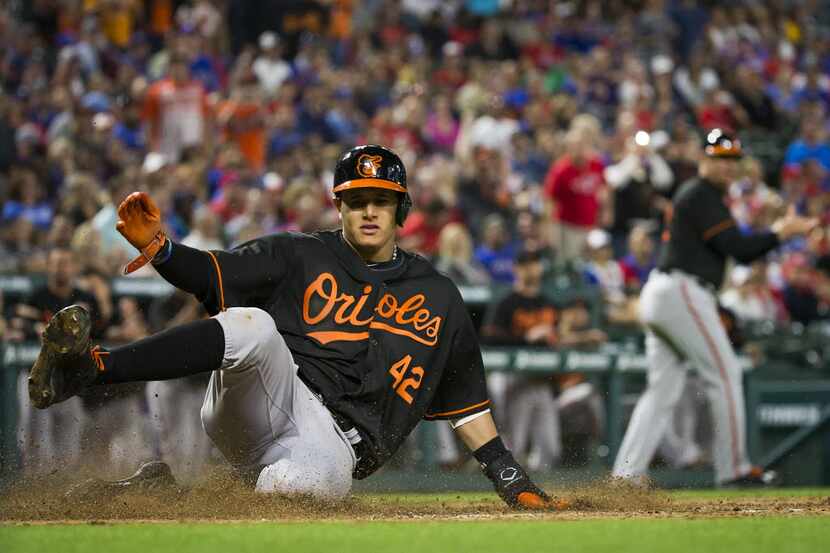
left=158, top=230, right=489, bottom=476
left=657, top=177, right=779, bottom=288
left=481, top=291, right=558, bottom=346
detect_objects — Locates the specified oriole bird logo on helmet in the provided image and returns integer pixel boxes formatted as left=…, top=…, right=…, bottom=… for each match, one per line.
left=357, top=154, right=383, bottom=178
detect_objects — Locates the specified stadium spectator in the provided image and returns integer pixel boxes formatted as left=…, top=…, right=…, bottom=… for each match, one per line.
left=11, top=246, right=105, bottom=341
left=543, top=125, right=607, bottom=264
left=225, top=187, right=276, bottom=246
left=663, top=114, right=701, bottom=187
left=182, top=205, right=225, bottom=251
left=0, top=217, right=42, bottom=275
left=253, top=31, right=291, bottom=97
left=143, top=54, right=211, bottom=162
left=398, top=196, right=454, bottom=257
left=583, top=229, right=639, bottom=325
left=514, top=209, right=555, bottom=263
left=781, top=253, right=824, bottom=325
left=422, top=94, right=460, bottom=154
left=728, top=156, right=777, bottom=230
left=618, top=225, right=657, bottom=292
left=106, top=296, right=150, bottom=344
left=696, top=87, right=742, bottom=132
left=457, top=146, right=512, bottom=237
left=787, top=66, right=830, bottom=113
left=729, top=66, right=781, bottom=132
left=720, top=262, right=787, bottom=323
left=70, top=223, right=115, bottom=326
left=474, top=213, right=516, bottom=284
left=604, top=130, right=673, bottom=254
left=433, top=222, right=491, bottom=286
left=3, top=168, right=53, bottom=230
left=216, top=60, right=268, bottom=172
left=673, top=48, right=719, bottom=110
left=784, top=118, right=830, bottom=172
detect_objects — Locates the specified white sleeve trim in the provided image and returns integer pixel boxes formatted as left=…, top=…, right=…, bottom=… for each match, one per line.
left=449, top=408, right=491, bottom=429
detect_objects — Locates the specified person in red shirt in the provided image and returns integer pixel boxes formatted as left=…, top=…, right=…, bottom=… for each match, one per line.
left=543, top=127, right=607, bottom=263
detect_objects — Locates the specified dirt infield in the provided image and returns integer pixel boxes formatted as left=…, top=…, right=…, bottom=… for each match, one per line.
left=1, top=469, right=829, bottom=523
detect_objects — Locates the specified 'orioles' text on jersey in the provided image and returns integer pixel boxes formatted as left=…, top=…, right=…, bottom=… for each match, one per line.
left=157, top=230, right=489, bottom=477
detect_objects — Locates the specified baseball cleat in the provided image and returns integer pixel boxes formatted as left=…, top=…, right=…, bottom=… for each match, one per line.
left=65, top=461, right=178, bottom=500
left=720, top=466, right=779, bottom=488
left=28, top=304, right=99, bottom=409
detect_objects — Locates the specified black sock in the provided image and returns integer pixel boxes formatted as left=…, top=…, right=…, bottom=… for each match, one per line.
left=97, top=318, right=225, bottom=384
left=473, top=436, right=509, bottom=468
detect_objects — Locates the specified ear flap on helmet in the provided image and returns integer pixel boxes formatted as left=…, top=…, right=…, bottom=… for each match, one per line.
left=396, top=193, right=412, bottom=226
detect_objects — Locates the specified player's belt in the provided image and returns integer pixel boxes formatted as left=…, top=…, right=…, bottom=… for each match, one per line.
left=662, top=269, right=717, bottom=295
left=329, top=411, right=379, bottom=480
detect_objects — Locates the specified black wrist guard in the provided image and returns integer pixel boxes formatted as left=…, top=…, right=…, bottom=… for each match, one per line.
left=482, top=450, right=550, bottom=509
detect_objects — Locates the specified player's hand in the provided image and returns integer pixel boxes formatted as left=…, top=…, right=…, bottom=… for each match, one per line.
left=771, top=205, right=819, bottom=241
left=116, top=192, right=163, bottom=250
left=483, top=451, right=569, bottom=511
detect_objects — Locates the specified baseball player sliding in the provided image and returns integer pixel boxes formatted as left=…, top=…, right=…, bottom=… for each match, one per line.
left=28, top=145, right=559, bottom=509
left=613, top=129, right=817, bottom=487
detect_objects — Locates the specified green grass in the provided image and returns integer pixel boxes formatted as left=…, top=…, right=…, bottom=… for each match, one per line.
left=2, top=518, right=829, bottom=553
left=670, top=487, right=830, bottom=499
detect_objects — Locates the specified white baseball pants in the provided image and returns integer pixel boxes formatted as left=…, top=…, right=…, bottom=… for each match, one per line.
left=612, top=270, right=752, bottom=484
left=200, top=307, right=356, bottom=499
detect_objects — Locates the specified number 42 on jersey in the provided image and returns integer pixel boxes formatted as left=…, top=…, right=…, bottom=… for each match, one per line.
left=388, top=355, right=423, bottom=404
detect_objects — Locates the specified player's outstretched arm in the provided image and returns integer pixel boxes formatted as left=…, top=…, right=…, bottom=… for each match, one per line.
left=704, top=206, right=817, bottom=265
left=452, top=412, right=566, bottom=510
left=116, top=191, right=215, bottom=297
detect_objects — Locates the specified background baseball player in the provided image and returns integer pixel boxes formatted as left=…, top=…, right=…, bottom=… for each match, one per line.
left=28, top=144, right=559, bottom=510
left=612, top=129, right=817, bottom=486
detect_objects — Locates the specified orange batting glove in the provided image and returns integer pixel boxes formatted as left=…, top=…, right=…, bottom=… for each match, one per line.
left=116, top=191, right=167, bottom=274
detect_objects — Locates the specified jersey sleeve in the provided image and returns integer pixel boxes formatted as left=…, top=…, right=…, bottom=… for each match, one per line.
left=687, top=188, right=779, bottom=264
left=201, top=234, right=296, bottom=314
left=424, top=295, right=490, bottom=421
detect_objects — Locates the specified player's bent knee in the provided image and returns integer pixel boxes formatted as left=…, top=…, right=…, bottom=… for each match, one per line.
left=214, top=307, right=284, bottom=369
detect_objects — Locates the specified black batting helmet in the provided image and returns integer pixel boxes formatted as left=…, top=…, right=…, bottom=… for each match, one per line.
left=704, top=128, right=743, bottom=159
left=333, top=144, right=412, bottom=226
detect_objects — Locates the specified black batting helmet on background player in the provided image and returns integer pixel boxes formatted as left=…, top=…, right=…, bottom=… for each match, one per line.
left=333, top=145, right=412, bottom=226
left=704, top=128, right=743, bottom=159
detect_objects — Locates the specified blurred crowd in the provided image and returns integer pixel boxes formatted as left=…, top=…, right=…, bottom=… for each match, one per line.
left=2, top=0, right=830, bottom=478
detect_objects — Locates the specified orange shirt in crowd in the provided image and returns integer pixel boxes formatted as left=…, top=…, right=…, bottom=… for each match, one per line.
left=215, top=100, right=267, bottom=171
left=151, top=0, right=173, bottom=35
left=329, top=0, right=354, bottom=39
left=100, top=0, right=142, bottom=48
